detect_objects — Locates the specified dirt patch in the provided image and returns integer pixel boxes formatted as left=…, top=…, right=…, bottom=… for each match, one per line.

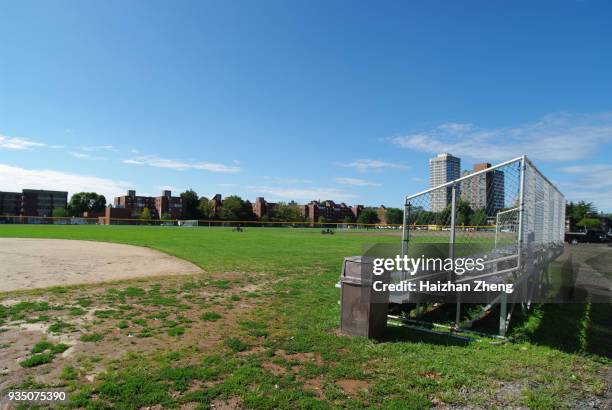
left=275, top=349, right=323, bottom=366
left=210, top=396, right=241, bottom=409
left=262, top=362, right=286, bottom=376
left=336, top=379, right=369, bottom=396
left=237, top=346, right=266, bottom=356
left=303, top=375, right=324, bottom=398
left=0, top=238, right=202, bottom=292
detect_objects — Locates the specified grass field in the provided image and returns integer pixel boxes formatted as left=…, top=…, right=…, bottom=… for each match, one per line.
left=0, top=225, right=610, bottom=409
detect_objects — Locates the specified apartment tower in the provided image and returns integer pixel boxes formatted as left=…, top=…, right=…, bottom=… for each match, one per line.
left=429, top=153, right=461, bottom=212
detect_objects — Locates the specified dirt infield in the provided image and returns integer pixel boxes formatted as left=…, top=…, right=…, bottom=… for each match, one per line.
left=0, top=238, right=203, bottom=292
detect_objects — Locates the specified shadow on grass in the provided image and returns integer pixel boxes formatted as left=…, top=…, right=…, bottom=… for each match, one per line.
left=508, top=253, right=612, bottom=358
left=379, top=322, right=470, bottom=347
left=509, top=297, right=612, bottom=359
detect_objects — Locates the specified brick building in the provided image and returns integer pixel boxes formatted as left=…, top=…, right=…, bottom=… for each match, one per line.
left=250, top=197, right=366, bottom=223
left=0, top=189, right=68, bottom=217
left=156, top=190, right=184, bottom=219
left=209, top=194, right=223, bottom=218
left=305, top=200, right=359, bottom=223
left=0, top=191, right=21, bottom=215
left=252, top=197, right=277, bottom=219
left=114, top=190, right=184, bottom=219
left=101, top=207, right=133, bottom=224
left=351, top=205, right=364, bottom=220
left=460, top=163, right=505, bottom=214
left=114, top=190, right=158, bottom=218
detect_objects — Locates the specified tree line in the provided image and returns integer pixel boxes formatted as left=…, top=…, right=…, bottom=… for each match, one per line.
left=51, top=192, right=107, bottom=217
left=50, top=192, right=609, bottom=229
left=405, top=200, right=489, bottom=227
left=565, top=201, right=603, bottom=230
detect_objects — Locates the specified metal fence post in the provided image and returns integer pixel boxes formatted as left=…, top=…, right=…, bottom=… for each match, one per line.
left=517, top=155, right=527, bottom=273
left=401, top=198, right=409, bottom=281
left=449, top=184, right=461, bottom=326
left=499, top=156, right=527, bottom=337
left=449, top=184, right=456, bottom=263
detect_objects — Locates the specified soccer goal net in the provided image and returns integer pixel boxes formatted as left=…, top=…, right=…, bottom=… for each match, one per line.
left=178, top=220, right=199, bottom=227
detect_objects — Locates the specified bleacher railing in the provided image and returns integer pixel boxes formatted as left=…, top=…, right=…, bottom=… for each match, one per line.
left=398, top=155, right=565, bottom=336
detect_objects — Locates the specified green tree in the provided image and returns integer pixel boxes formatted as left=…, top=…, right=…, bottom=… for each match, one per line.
left=566, top=201, right=597, bottom=229
left=385, top=208, right=403, bottom=225
left=68, top=192, right=107, bottom=216
left=341, top=216, right=353, bottom=224
left=198, top=197, right=214, bottom=219
left=470, top=210, right=487, bottom=227
left=52, top=207, right=69, bottom=217
left=576, top=217, right=601, bottom=229
left=357, top=208, right=380, bottom=225
left=455, top=200, right=474, bottom=226
left=141, top=207, right=151, bottom=220
left=435, top=206, right=451, bottom=226
left=180, top=189, right=200, bottom=219
left=273, top=202, right=305, bottom=222
left=415, top=211, right=433, bottom=226
left=220, top=195, right=254, bottom=221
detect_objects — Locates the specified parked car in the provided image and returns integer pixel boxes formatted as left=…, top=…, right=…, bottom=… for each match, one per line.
left=565, top=229, right=610, bottom=244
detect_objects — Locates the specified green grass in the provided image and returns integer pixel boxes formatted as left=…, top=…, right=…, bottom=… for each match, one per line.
left=0, top=225, right=399, bottom=273
left=20, top=340, right=70, bottom=368
left=224, top=338, right=250, bottom=352
left=1, top=225, right=610, bottom=409
left=201, top=311, right=221, bottom=321
left=20, top=352, right=55, bottom=368
left=80, top=332, right=104, bottom=342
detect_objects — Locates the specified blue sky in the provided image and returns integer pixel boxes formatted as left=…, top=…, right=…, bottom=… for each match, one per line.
left=1, top=0, right=611, bottom=211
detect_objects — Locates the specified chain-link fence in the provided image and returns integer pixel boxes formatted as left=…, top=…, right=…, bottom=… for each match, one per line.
left=397, top=156, right=565, bottom=336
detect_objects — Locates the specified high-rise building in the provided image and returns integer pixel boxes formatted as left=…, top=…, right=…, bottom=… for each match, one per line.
left=460, top=163, right=505, bottom=215
left=429, top=153, right=461, bottom=212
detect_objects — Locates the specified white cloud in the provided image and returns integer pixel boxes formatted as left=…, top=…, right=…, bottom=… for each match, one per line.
left=341, top=159, right=409, bottom=171
left=335, top=177, right=381, bottom=187
left=0, top=134, right=45, bottom=150
left=558, top=164, right=612, bottom=211
left=157, top=185, right=179, bottom=192
left=80, top=145, right=117, bottom=152
left=392, top=112, right=612, bottom=162
left=123, top=159, right=144, bottom=165
left=561, top=187, right=612, bottom=213
left=122, top=155, right=240, bottom=173
left=69, top=151, right=92, bottom=159
left=68, top=151, right=108, bottom=161
left=248, top=186, right=357, bottom=201
left=560, top=164, right=612, bottom=189
left=262, top=176, right=312, bottom=184
left=0, top=163, right=131, bottom=201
